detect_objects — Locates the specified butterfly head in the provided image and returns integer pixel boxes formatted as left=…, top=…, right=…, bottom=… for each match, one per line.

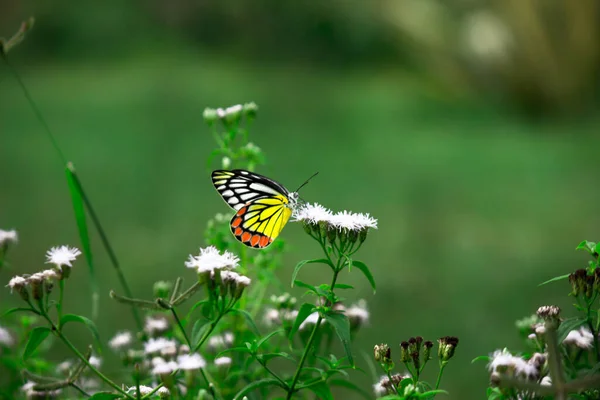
left=288, top=192, right=299, bottom=207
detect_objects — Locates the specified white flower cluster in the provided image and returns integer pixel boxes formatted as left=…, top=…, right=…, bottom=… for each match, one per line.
left=0, top=325, right=14, bottom=347
left=185, top=246, right=239, bottom=275
left=294, top=202, right=377, bottom=231
left=6, top=246, right=81, bottom=296
left=563, top=327, right=594, bottom=349
left=208, top=332, right=234, bottom=351
left=144, top=315, right=170, bottom=337
left=488, top=349, right=545, bottom=383
left=373, top=373, right=409, bottom=397
left=0, top=229, right=18, bottom=246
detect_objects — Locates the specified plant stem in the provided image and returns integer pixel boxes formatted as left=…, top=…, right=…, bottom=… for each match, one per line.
left=286, top=314, right=323, bottom=399
left=434, top=362, right=447, bottom=392
left=171, top=307, right=191, bottom=348
left=56, top=280, right=64, bottom=329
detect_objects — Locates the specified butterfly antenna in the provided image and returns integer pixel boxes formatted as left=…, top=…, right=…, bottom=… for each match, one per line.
left=295, top=171, right=319, bottom=193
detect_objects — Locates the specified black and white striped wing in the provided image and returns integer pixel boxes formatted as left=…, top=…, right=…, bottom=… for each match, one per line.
left=211, top=169, right=290, bottom=211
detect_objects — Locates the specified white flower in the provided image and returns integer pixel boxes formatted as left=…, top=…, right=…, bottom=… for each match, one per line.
left=541, top=376, right=552, bottom=386
left=208, top=332, right=234, bottom=350
left=299, top=312, right=322, bottom=330
left=185, top=246, right=239, bottom=275
left=329, top=210, right=378, bottom=231
left=89, top=355, right=102, bottom=368
left=57, top=360, right=73, bottom=374
left=0, top=229, right=18, bottom=246
left=0, top=326, right=14, bottom=347
left=144, top=338, right=177, bottom=355
left=345, top=299, right=369, bottom=326
left=145, top=316, right=169, bottom=336
left=373, top=379, right=388, bottom=397
left=7, top=275, right=27, bottom=292
left=177, top=353, right=206, bottom=370
left=263, top=308, right=298, bottom=327
left=214, top=356, right=232, bottom=367
left=109, top=331, right=133, bottom=350
left=563, top=327, right=594, bottom=349
left=127, top=385, right=154, bottom=396
left=488, top=349, right=519, bottom=373
left=294, top=203, right=333, bottom=224
left=40, top=269, right=59, bottom=280
left=45, top=246, right=81, bottom=268
left=152, top=360, right=178, bottom=375
left=157, top=387, right=171, bottom=398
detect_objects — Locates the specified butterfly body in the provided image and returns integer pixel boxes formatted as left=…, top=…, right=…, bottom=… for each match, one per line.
left=211, top=169, right=298, bottom=248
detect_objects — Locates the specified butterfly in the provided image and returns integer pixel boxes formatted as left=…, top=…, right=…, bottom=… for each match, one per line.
left=211, top=169, right=315, bottom=248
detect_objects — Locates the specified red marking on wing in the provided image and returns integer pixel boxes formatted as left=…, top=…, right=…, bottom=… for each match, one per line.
left=241, top=232, right=252, bottom=242
left=250, top=235, right=260, bottom=247
left=234, top=227, right=243, bottom=236
left=232, top=217, right=242, bottom=228
left=237, top=207, right=247, bottom=216
left=259, top=236, right=270, bottom=248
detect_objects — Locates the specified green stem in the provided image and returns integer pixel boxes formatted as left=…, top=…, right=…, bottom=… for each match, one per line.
left=69, top=169, right=143, bottom=332
left=385, top=368, right=398, bottom=394
left=286, top=314, right=323, bottom=399
left=171, top=308, right=191, bottom=348
left=257, top=358, right=288, bottom=389
left=56, top=280, right=64, bottom=329
left=40, top=314, right=131, bottom=398
left=434, top=362, right=447, bottom=392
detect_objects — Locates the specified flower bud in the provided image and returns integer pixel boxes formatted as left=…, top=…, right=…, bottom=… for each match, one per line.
left=374, top=343, right=391, bottom=365
left=423, top=340, right=433, bottom=361
left=438, top=336, right=459, bottom=363
left=243, top=102, right=258, bottom=119
left=400, top=341, right=411, bottom=363
left=203, top=108, right=218, bottom=125
left=153, top=281, right=172, bottom=299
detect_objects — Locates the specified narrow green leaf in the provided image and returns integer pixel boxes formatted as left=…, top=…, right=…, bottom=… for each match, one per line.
left=89, top=393, right=122, bottom=400
left=557, top=317, right=587, bottom=343
left=191, top=319, right=210, bottom=348
left=228, top=308, right=260, bottom=336
left=419, top=389, right=449, bottom=397
left=330, top=379, right=372, bottom=400
left=471, top=355, right=491, bottom=363
left=351, top=260, right=376, bottom=293
left=1, top=307, right=39, bottom=318
left=289, top=303, right=316, bottom=340
left=325, top=311, right=353, bottom=366
left=306, top=381, right=333, bottom=400
left=538, top=273, right=570, bottom=286
left=23, top=327, right=51, bottom=360
left=257, top=329, right=284, bottom=349
left=65, top=164, right=98, bottom=318
left=233, top=378, right=286, bottom=399
left=333, top=284, right=354, bottom=290
left=293, top=279, right=318, bottom=295
left=216, top=346, right=253, bottom=358
left=60, top=314, right=102, bottom=350
left=291, top=258, right=332, bottom=287
left=260, top=352, right=295, bottom=363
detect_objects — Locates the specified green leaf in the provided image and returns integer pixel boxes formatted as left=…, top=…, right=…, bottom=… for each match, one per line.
left=577, top=240, right=596, bottom=254
left=259, top=352, right=295, bottom=363
left=233, top=378, right=287, bottom=399
left=330, top=379, right=372, bottom=400
left=325, top=311, right=353, bottom=366
left=557, top=317, right=587, bottom=343
left=291, top=258, right=332, bottom=287
left=472, top=355, right=491, bottom=363
left=23, top=327, right=51, bottom=360
left=293, top=279, right=318, bottom=295
left=191, top=319, right=211, bottom=348
left=257, top=329, right=284, bottom=349
left=351, top=260, right=376, bottom=294
left=333, top=284, right=354, bottom=290
left=89, top=393, right=122, bottom=400
left=60, top=314, right=102, bottom=350
left=289, top=303, right=316, bottom=340
left=538, top=273, right=570, bottom=286
left=216, top=346, right=253, bottom=358
left=65, top=164, right=98, bottom=317
left=1, top=307, right=39, bottom=318
left=228, top=308, right=260, bottom=336
left=419, top=389, right=449, bottom=397
left=305, top=381, right=333, bottom=400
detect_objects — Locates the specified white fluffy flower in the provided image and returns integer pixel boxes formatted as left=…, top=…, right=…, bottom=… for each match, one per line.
left=216, top=104, right=243, bottom=119
left=7, top=275, right=27, bottom=292
left=40, top=269, right=59, bottom=280
left=299, top=312, right=322, bottom=330
left=488, top=349, right=519, bottom=373
left=345, top=299, right=369, bottom=326
left=294, top=203, right=333, bottom=224
left=563, top=327, right=594, bottom=349
left=329, top=210, right=378, bottom=231
left=208, top=332, right=234, bottom=350
left=45, top=246, right=81, bottom=268
left=177, top=353, right=206, bottom=370
left=214, top=356, right=232, bottom=367
left=185, top=246, right=239, bottom=275
left=0, top=229, right=18, bottom=246
left=0, top=326, right=14, bottom=347
left=145, top=316, right=169, bottom=336
left=152, top=360, right=178, bottom=375
left=109, top=331, right=133, bottom=350
left=127, top=385, right=154, bottom=396
left=89, top=355, right=102, bottom=368
left=144, top=338, right=177, bottom=355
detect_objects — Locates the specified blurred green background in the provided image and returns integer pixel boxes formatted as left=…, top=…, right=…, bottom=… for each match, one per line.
left=2, top=0, right=600, bottom=398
